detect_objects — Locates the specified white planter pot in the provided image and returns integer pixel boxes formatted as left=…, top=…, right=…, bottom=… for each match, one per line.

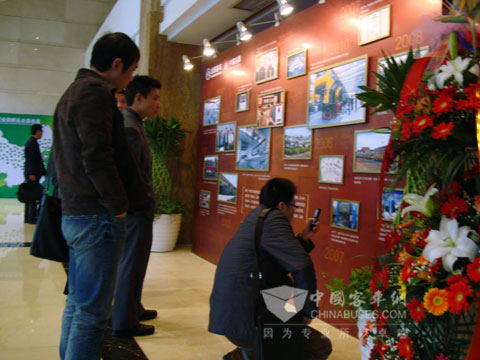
left=151, top=213, right=182, bottom=252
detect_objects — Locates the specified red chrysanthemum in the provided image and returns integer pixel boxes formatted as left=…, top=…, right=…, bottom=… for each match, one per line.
left=447, top=281, right=473, bottom=315
left=401, top=258, right=414, bottom=283
left=432, top=122, right=454, bottom=140
left=412, top=114, right=434, bottom=134
left=401, top=120, right=413, bottom=141
left=467, top=258, right=480, bottom=282
left=398, top=336, right=414, bottom=360
left=441, top=197, right=469, bottom=219
left=432, top=93, right=454, bottom=115
left=446, top=274, right=469, bottom=286
left=456, top=97, right=480, bottom=111
left=407, top=298, right=426, bottom=322
left=441, top=181, right=462, bottom=199
left=385, top=231, right=401, bottom=251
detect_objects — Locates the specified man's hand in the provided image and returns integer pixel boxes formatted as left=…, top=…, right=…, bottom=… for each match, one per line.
left=300, top=217, right=318, bottom=241
left=114, top=212, right=127, bottom=218
left=29, top=175, right=36, bottom=181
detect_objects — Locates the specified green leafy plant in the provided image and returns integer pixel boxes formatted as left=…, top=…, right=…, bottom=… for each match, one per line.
left=144, top=116, right=188, bottom=215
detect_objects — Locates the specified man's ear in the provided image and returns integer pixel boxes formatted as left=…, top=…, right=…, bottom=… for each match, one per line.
left=134, top=92, right=144, bottom=105
left=111, top=58, right=123, bottom=72
left=277, top=201, right=287, bottom=212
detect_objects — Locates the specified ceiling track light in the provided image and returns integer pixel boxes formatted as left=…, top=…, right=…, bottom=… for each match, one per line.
left=235, top=33, right=241, bottom=46
left=182, top=55, right=193, bottom=70
left=318, top=0, right=326, bottom=4
left=236, top=21, right=252, bottom=41
left=276, top=0, right=294, bottom=16
left=203, top=38, right=215, bottom=56
left=274, top=12, right=281, bottom=27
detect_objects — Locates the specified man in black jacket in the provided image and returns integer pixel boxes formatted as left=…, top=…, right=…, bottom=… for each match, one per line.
left=53, top=33, right=149, bottom=360
left=209, top=178, right=332, bottom=360
left=112, top=75, right=160, bottom=337
left=23, top=124, right=46, bottom=223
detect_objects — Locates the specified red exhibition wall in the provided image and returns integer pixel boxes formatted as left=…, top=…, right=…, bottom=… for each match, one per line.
left=192, top=0, right=441, bottom=309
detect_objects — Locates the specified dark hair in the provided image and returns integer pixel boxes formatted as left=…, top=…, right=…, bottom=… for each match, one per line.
left=125, top=75, right=161, bottom=106
left=31, top=124, right=42, bottom=135
left=90, top=32, right=140, bottom=72
left=259, top=178, right=296, bottom=208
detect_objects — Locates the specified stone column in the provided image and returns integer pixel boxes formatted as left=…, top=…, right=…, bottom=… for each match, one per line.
left=140, top=0, right=202, bottom=245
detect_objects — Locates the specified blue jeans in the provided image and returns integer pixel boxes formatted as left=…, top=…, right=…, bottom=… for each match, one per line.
left=59, top=213, right=126, bottom=360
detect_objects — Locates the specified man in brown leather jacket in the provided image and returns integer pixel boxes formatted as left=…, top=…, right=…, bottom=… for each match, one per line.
left=53, top=32, right=149, bottom=360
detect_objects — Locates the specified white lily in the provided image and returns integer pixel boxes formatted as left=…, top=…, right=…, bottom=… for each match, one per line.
left=434, top=57, right=479, bottom=89
left=423, top=216, right=479, bottom=273
left=401, top=185, right=438, bottom=218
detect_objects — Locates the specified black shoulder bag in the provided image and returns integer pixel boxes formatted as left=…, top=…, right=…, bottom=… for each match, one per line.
left=30, top=164, right=68, bottom=263
left=251, top=208, right=305, bottom=360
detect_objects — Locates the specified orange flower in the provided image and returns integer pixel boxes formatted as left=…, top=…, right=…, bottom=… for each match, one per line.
left=395, top=249, right=412, bottom=265
left=417, top=255, right=429, bottom=265
left=424, top=288, right=449, bottom=316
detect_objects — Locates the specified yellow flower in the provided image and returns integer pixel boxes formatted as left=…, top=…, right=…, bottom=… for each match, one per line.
left=397, top=275, right=407, bottom=301
left=423, top=288, right=449, bottom=316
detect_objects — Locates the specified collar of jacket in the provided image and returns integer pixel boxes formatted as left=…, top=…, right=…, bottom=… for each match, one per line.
left=123, top=107, right=143, bottom=124
left=75, top=68, right=116, bottom=95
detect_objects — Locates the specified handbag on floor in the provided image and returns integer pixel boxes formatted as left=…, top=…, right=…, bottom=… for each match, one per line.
left=30, top=170, right=68, bottom=263
left=251, top=208, right=305, bottom=360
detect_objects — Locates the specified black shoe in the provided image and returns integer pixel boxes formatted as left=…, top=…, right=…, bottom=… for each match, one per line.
left=223, top=348, right=253, bottom=360
left=112, top=323, right=155, bottom=337
left=139, top=309, right=157, bottom=321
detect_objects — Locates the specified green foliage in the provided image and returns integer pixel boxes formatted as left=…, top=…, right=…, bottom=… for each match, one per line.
left=356, top=48, right=416, bottom=115
left=144, top=116, right=187, bottom=215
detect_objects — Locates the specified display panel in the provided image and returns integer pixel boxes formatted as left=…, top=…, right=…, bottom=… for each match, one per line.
left=199, top=190, right=211, bottom=209
left=235, top=90, right=250, bottom=112
left=287, top=49, right=307, bottom=79
left=255, top=47, right=279, bottom=84
left=203, top=96, right=221, bottom=126
left=283, top=125, right=312, bottom=160
left=236, top=125, right=271, bottom=171
left=216, top=122, right=236, bottom=153
left=218, top=172, right=238, bottom=204
left=318, top=155, right=344, bottom=184
left=257, top=90, right=285, bottom=128
left=203, top=155, right=219, bottom=180
left=331, top=198, right=360, bottom=232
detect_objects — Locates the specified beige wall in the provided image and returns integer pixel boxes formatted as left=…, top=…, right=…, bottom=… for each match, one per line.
left=0, top=0, right=115, bottom=115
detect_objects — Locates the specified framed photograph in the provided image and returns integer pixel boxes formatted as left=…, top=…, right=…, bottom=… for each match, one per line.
left=255, top=47, right=279, bottom=85
left=331, top=199, right=360, bottom=232
left=358, top=5, right=391, bottom=46
left=283, top=125, right=312, bottom=160
left=353, top=129, right=395, bottom=174
left=199, top=190, right=211, bottom=209
left=218, top=172, right=238, bottom=204
left=235, top=90, right=250, bottom=112
left=203, top=155, right=219, bottom=180
left=203, top=96, right=221, bottom=126
left=257, top=90, right=285, bottom=128
left=236, top=125, right=271, bottom=171
left=377, top=46, right=429, bottom=78
left=319, top=155, right=344, bottom=184
left=216, top=122, right=236, bottom=153
left=287, top=49, right=307, bottom=79
left=379, top=188, right=404, bottom=221
left=307, top=55, right=367, bottom=129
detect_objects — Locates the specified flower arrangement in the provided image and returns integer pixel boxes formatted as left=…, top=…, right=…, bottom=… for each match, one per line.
left=351, top=2, right=480, bottom=359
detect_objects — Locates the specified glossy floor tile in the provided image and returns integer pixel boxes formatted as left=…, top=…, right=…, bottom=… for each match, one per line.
left=0, top=199, right=361, bottom=359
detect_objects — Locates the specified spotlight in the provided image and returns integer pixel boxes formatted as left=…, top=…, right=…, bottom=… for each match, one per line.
left=182, top=55, right=193, bottom=70
left=235, top=33, right=241, bottom=46
left=276, top=0, right=294, bottom=16
left=274, top=12, right=281, bottom=27
left=202, top=39, right=215, bottom=56
left=318, top=0, right=326, bottom=4
left=236, top=22, right=252, bottom=41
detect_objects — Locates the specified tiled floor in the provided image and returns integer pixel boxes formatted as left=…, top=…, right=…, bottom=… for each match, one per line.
left=0, top=199, right=361, bottom=359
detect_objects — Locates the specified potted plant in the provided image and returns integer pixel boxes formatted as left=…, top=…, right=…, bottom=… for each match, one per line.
left=144, top=116, right=187, bottom=252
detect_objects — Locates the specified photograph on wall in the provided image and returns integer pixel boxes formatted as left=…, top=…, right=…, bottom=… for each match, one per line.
left=377, top=46, right=429, bottom=78
left=307, top=55, right=367, bottom=129
left=236, top=125, right=271, bottom=171
left=318, top=155, right=344, bottom=184
left=257, top=90, right=285, bottom=128
left=203, top=96, right=221, bottom=126
left=287, top=49, right=307, bottom=79
left=235, top=90, right=250, bottom=112
left=203, top=155, right=219, bottom=180
left=380, top=188, right=404, bottom=221
left=199, top=190, right=211, bottom=209
left=255, top=47, right=279, bottom=84
left=331, top=199, right=360, bottom=232
left=283, top=125, right=312, bottom=160
left=358, top=4, right=391, bottom=46
left=353, top=129, right=395, bottom=173
left=216, top=122, right=236, bottom=152
left=218, top=172, right=238, bottom=204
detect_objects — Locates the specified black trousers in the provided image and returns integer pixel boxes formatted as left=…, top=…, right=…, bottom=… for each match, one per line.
left=24, top=202, right=39, bottom=223
left=112, top=213, right=153, bottom=331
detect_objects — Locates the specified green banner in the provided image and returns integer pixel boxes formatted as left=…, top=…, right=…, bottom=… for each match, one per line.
left=0, top=113, right=53, bottom=198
